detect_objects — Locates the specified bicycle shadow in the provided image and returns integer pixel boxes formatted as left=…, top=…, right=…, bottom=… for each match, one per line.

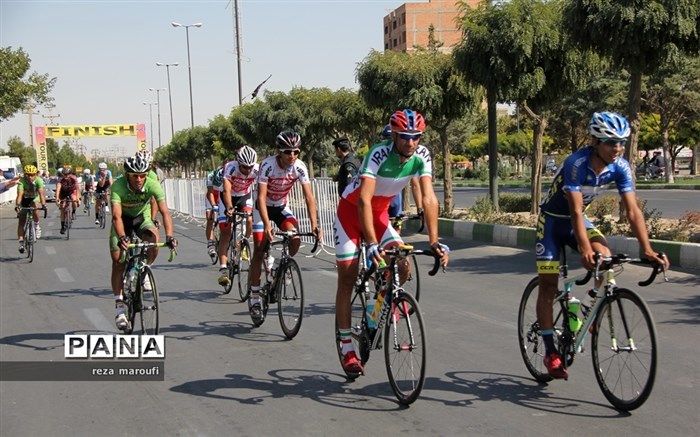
left=170, top=368, right=403, bottom=411
left=0, top=329, right=100, bottom=352
left=158, top=289, right=242, bottom=304
left=31, top=286, right=112, bottom=299
left=653, top=294, right=700, bottom=325
left=419, top=370, right=630, bottom=417
left=159, top=320, right=288, bottom=343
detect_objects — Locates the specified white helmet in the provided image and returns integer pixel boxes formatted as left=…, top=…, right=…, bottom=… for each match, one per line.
left=123, top=154, right=151, bottom=173
left=236, top=145, right=257, bottom=166
left=98, top=162, right=108, bottom=170
left=83, top=169, right=91, bottom=175
left=57, top=167, right=63, bottom=175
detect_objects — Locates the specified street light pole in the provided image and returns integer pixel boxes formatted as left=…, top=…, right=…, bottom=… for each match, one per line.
left=156, top=62, right=179, bottom=139
left=171, top=21, right=202, bottom=128
left=148, top=88, right=166, bottom=148
left=142, top=102, right=157, bottom=153
left=233, top=0, right=243, bottom=105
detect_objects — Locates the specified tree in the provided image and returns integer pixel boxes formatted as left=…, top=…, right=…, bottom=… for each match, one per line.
left=642, top=56, right=700, bottom=182
left=0, top=47, right=56, bottom=120
left=3, top=136, right=36, bottom=166
left=564, top=0, right=700, bottom=171
left=357, top=49, right=481, bottom=215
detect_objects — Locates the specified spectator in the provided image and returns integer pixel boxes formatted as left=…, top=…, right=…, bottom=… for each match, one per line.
left=333, top=137, right=360, bottom=196
left=0, top=176, right=20, bottom=194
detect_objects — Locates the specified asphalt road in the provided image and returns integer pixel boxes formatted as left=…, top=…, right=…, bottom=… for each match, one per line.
left=435, top=187, right=700, bottom=218
left=1, top=205, right=698, bottom=436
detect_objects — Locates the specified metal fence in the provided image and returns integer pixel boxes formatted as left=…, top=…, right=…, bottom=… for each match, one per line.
left=163, top=177, right=340, bottom=250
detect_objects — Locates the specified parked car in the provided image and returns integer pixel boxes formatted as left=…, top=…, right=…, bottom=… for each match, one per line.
left=44, top=177, right=58, bottom=202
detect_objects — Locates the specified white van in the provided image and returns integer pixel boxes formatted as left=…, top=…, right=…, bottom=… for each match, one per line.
left=0, top=156, right=23, bottom=203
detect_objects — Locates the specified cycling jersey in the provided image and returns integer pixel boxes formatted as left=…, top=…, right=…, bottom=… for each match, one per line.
left=18, top=177, right=44, bottom=201
left=257, top=155, right=310, bottom=207
left=96, top=170, right=113, bottom=192
left=58, top=175, right=79, bottom=195
left=83, top=174, right=96, bottom=191
left=110, top=175, right=165, bottom=218
left=206, top=168, right=224, bottom=192
left=223, top=161, right=259, bottom=197
left=540, top=146, right=634, bottom=218
left=341, top=142, right=432, bottom=211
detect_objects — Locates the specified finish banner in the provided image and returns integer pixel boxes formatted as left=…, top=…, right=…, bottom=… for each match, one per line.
left=38, top=123, right=147, bottom=154
left=34, top=127, right=49, bottom=175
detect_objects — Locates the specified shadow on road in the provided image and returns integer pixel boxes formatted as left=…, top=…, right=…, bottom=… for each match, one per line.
left=653, top=294, right=700, bottom=325
left=160, top=320, right=288, bottom=343
left=31, top=286, right=112, bottom=299
left=0, top=329, right=99, bottom=351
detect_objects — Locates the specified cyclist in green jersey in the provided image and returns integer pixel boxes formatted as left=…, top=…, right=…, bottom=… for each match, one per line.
left=110, top=153, right=177, bottom=330
left=15, top=165, right=47, bottom=253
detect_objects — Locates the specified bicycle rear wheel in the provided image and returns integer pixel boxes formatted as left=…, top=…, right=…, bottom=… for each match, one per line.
left=236, top=239, right=252, bottom=301
left=335, top=286, right=368, bottom=380
left=278, top=259, right=304, bottom=339
left=384, top=291, right=426, bottom=405
left=517, top=276, right=557, bottom=383
left=135, top=266, right=160, bottom=334
left=591, top=288, right=657, bottom=411
left=210, top=226, right=220, bottom=265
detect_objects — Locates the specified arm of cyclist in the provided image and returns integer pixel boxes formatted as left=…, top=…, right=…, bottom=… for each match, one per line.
left=621, top=192, right=669, bottom=270
left=14, top=184, right=22, bottom=212
left=419, top=175, right=449, bottom=267
left=566, top=191, right=596, bottom=270
left=38, top=187, right=46, bottom=208
left=55, top=182, right=63, bottom=205
left=111, top=203, right=130, bottom=251
left=410, top=176, right=423, bottom=211
left=156, top=198, right=177, bottom=249
left=358, top=177, right=383, bottom=265
left=223, top=178, right=234, bottom=215
left=301, top=182, right=321, bottom=240
left=257, top=183, right=274, bottom=241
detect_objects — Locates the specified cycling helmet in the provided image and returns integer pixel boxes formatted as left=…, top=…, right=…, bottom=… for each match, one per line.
left=381, top=124, right=392, bottom=140
left=62, top=166, right=73, bottom=176
left=98, top=162, right=108, bottom=170
left=23, top=165, right=37, bottom=175
left=276, top=130, right=301, bottom=149
left=236, top=145, right=257, bottom=166
left=588, top=112, right=630, bottom=141
left=211, top=166, right=224, bottom=187
left=57, top=167, right=63, bottom=175
left=123, top=154, right=150, bottom=173
left=390, top=109, right=426, bottom=133
left=83, top=169, right=91, bottom=175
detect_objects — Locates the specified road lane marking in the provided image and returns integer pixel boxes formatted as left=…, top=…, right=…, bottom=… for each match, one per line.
left=83, top=308, right=114, bottom=333
left=45, top=246, right=56, bottom=255
left=54, top=267, right=75, bottom=283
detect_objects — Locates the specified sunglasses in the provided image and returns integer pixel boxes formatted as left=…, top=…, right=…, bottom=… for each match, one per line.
left=398, top=132, right=422, bottom=141
left=240, top=164, right=254, bottom=170
left=281, top=149, right=300, bottom=156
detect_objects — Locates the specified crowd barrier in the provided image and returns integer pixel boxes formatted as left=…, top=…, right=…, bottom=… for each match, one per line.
left=163, top=177, right=340, bottom=251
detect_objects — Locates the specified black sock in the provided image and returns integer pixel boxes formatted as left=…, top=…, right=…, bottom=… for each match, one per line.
left=542, top=331, right=556, bottom=355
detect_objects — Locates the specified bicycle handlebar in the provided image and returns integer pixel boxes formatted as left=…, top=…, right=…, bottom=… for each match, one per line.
left=381, top=246, right=444, bottom=277
left=122, top=242, right=177, bottom=262
left=273, top=230, right=320, bottom=253
left=18, top=206, right=47, bottom=219
left=590, top=252, right=668, bottom=287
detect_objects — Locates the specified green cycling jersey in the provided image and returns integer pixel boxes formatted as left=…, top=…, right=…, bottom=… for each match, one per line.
left=110, top=175, right=165, bottom=218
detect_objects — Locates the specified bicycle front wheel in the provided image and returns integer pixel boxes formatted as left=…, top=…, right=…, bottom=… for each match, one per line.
left=591, top=288, right=657, bottom=411
left=384, top=291, right=426, bottom=405
left=517, top=276, right=555, bottom=383
left=401, top=254, right=420, bottom=302
left=136, top=266, right=160, bottom=334
left=277, top=259, right=304, bottom=339
left=236, top=239, right=252, bottom=301
left=25, top=222, right=34, bottom=263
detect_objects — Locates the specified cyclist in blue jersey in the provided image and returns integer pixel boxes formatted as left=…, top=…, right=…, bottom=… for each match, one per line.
left=536, top=112, right=669, bottom=380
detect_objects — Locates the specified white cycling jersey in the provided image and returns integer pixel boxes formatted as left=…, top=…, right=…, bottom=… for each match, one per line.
left=223, top=160, right=259, bottom=197
left=257, top=155, right=310, bottom=207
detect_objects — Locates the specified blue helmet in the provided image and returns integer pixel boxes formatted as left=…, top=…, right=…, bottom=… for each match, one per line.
left=381, top=124, right=392, bottom=140
left=588, top=112, right=630, bottom=141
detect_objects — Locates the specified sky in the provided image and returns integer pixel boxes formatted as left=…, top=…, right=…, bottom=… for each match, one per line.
left=0, top=0, right=406, bottom=154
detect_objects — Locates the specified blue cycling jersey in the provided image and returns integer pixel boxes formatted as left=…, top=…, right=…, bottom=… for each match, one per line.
left=540, top=146, right=635, bottom=218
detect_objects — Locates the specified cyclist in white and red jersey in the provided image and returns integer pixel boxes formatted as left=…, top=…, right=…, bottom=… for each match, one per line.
left=217, top=146, right=260, bottom=287
left=248, top=131, right=321, bottom=323
left=334, top=109, right=449, bottom=376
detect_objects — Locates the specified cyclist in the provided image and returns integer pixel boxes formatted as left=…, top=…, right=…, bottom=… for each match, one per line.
left=248, top=130, right=321, bottom=323
left=536, top=111, right=669, bottom=380
left=110, top=153, right=177, bottom=331
left=205, top=165, right=224, bottom=260
left=15, top=165, right=47, bottom=252
left=82, top=168, right=95, bottom=212
left=334, top=109, right=449, bottom=375
left=217, top=145, right=259, bottom=287
left=95, top=162, right=113, bottom=225
left=56, top=166, right=79, bottom=234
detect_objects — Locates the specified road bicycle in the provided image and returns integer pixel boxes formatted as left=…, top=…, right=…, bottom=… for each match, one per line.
left=82, top=190, right=94, bottom=216
left=248, top=230, right=319, bottom=339
left=119, top=237, right=177, bottom=334
left=220, top=211, right=252, bottom=299
left=390, top=211, right=424, bottom=302
left=336, top=243, right=442, bottom=405
left=95, top=191, right=109, bottom=229
left=17, top=206, right=46, bottom=263
left=518, top=250, right=666, bottom=411
left=207, top=206, right=220, bottom=265
left=59, top=198, right=75, bottom=240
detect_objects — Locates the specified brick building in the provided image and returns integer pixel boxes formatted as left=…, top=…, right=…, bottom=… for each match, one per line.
left=383, top=0, right=480, bottom=53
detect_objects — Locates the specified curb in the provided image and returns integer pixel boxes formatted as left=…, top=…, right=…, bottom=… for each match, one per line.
left=407, top=218, right=700, bottom=271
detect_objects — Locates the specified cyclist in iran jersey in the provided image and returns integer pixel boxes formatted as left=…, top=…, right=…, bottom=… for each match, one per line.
left=334, top=109, right=449, bottom=377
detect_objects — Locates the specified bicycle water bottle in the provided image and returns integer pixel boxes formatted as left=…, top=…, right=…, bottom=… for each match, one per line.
left=366, top=296, right=377, bottom=329
left=567, top=296, right=583, bottom=332
left=265, top=255, right=275, bottom=281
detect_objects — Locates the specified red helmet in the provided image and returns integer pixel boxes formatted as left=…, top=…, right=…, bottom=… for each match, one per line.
left=390, top=109, right=426, bottom=133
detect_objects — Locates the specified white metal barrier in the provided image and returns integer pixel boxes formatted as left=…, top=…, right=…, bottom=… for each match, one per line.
left=163, top=177, right=340, bottom=249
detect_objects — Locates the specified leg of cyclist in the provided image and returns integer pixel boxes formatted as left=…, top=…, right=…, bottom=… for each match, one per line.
left=17, top=199, right=31, bottom=252
left=217, top=220, right=232, bottom=286
left=248, top=208, right=270, bottom=319
left=109, top=225, right=129, bottom=330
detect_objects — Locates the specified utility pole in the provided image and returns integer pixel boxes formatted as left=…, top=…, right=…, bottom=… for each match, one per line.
left=22, top=104, right=41, bottom=147
left=233, top=0, right=243, bottom=105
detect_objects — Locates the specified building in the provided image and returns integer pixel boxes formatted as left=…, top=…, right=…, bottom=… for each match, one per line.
left=383, top=0, right=480, bottom=53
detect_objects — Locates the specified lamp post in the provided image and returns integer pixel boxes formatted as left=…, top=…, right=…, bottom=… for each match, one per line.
left=142, top=102, right=157, bottom=153
left=148, top=88, right=166, bottom=148
left=171, top=21, right=202, bottom=128
left=156, top=62, right=178, bottom=139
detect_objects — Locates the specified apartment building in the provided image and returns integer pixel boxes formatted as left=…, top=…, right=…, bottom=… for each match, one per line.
left=383, top=0, right=481, bottom=53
